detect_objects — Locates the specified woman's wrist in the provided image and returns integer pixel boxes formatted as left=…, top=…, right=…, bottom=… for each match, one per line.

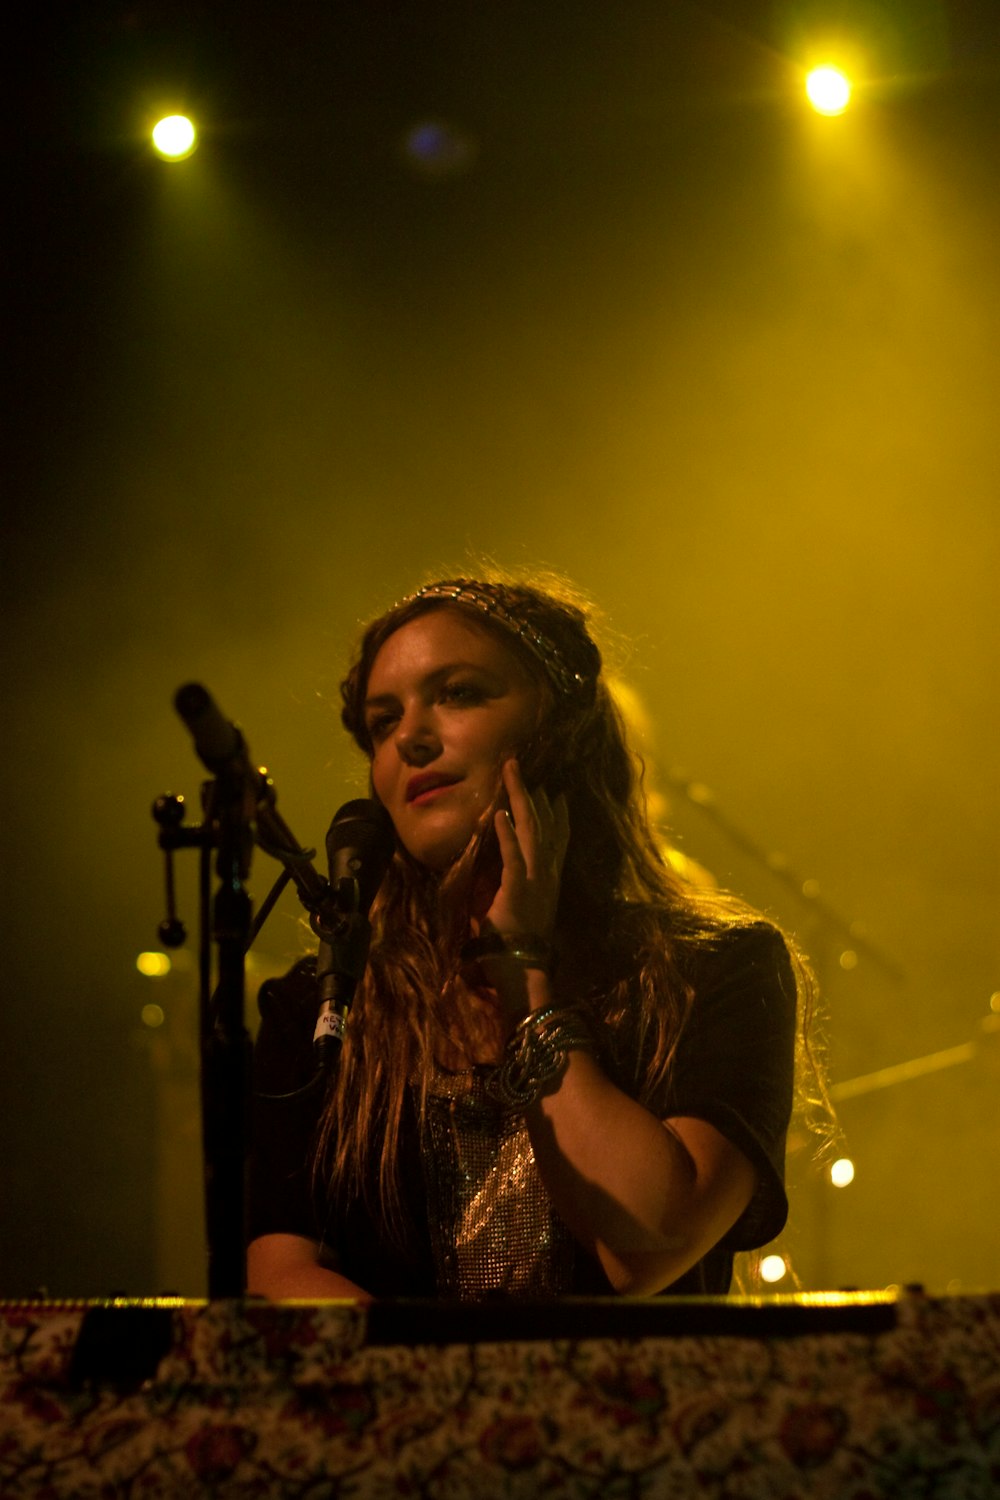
left=487, top=1000, right=601, bottom=1111
left=460, top=929, right=553, bottom=973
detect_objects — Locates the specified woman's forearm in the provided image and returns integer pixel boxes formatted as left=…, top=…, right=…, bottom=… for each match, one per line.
left=525, top=1052, right=750, bottom=1293
left=246, top=1233, right=374, bottom=1303
left=501, top=975, right=755, bottom=1295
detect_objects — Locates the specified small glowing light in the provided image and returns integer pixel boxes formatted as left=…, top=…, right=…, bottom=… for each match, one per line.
left=137, top=951, right=171, bottom=978
left=801, top=878, right=820, bottom=899
left=806, top=67, right=852, bottom=116
left=761, top=1254, right=787, bottom=1284
left=402, top=119, right=477, bottom=178
left=141, top=1003, right=166, bottom=1029
left=839, top=950, right=858, bottom=971
left=830, top=1157, right=855, bottom=1188
left=152, top=115, right=197, bottom=160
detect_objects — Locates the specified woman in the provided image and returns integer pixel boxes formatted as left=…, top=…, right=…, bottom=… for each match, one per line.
left=247, top=575, right=815, bottom=1301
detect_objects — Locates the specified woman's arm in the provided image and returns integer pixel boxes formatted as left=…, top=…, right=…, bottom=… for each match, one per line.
left=483, top=759, right=759, bottom=1295
left=246, top=1232, right=374, bottom=1303
left=523, top=1021, right=756, bottom=1295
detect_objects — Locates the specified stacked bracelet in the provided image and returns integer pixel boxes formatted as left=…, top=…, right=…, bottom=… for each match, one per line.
left=487, top=1003, right=597, bottom=1111
left=460, top=930, right=553, bottom=973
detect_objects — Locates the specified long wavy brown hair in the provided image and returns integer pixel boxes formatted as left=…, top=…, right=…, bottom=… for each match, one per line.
left=314, top=571, right=830, bottom=1237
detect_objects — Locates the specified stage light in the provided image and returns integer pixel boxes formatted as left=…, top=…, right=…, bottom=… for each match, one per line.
left=137, top=951, right=172, bottom=977
left=806, top=66, right=852, bottom=116
left=152, top=115, right=197, bottom=161
left=830, top=1157, right=855, bottom=1188
left=761, top=1254, right=788, bottom=1284
left=141, top=1003, right=166, bottom=1028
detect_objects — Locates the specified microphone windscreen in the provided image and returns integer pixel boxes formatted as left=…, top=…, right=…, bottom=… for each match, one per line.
left=174, top=683, right=243, bottom=770
left=325, top=799, right=395, bottom=913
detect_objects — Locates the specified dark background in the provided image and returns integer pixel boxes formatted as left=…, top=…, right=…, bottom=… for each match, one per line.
left=4, top=0, right=998, bottom=1298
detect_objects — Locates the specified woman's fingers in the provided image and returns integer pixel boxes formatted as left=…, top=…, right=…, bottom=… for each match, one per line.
left=499, top=759, right=569, bottom=873
left=493, top=804, right=524, bottom=867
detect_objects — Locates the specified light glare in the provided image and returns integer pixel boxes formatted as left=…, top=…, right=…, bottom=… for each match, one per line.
left=137, top=951, right=171, bottom=977
left=141, top=1003, right=166, bottom=1028
left=806, top=67, right=852, bottom=116
left=152, top=115, right=197, bottom=160
left=830, top=1157, right=855, bottom=1188
left=761, top=1254, right=787, bottom=1284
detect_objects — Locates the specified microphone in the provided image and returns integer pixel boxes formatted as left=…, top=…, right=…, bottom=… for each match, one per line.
left=326, top=799, right=396, bottom=914
left=173, top=682, right=329, bottom=912
left=314, top=799, right=395, bottom=1061
left=174, top=683, right=251, bottom=779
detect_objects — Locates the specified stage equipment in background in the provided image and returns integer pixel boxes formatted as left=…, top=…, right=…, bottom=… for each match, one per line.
left=661, top=759, right=1000, bottom=1091
left=661, top=759, right=999, bottom=1284
left=660, top=762, right=902, bottom=981
left=153, top=684, right=391, bottom=1298
left=828, top=1011, right=1000, bottom=1104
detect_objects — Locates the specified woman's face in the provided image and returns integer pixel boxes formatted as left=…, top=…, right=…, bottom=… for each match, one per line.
left=363, top=608, right=544, bottom=870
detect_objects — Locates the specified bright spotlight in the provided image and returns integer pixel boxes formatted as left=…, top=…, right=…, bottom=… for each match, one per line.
left=152, top=115, right=197, bottom=160
left=761, top=1254, right=788, bottom=1284
left=137, top=951, right=172, bottom=978
left=806, top=67, right=852, bottom=116
left=830, top=1157, right=855, bottom=1188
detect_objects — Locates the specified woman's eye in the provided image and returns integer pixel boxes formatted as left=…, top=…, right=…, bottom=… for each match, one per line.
left=440, top=681, right=484, bottom=705
left=367, top=713, right=397, bottom=741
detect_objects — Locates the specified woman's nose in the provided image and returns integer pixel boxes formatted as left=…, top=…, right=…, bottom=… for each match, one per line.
left=395, top=708, right=440, bottom=766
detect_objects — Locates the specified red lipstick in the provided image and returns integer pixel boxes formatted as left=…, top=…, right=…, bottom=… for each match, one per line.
left=406, top=772, right=460, bottom=804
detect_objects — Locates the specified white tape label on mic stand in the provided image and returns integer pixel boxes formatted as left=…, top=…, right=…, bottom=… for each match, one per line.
left=313, top=1010, right=347, bottom=1043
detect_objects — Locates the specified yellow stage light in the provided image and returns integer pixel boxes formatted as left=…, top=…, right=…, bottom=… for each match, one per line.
left=806, top=66, right=852, bottom=116
left=761, top=1254, right=787, bottom=1284
left=830, top=1157, right=855, bottom=1188
left=137, top=951, right=171, bottom=977
left=152, top=115, right=197, bottom=160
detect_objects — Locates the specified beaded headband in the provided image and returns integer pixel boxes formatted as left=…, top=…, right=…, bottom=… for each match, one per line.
left=409, top=581, right=592, bottom=699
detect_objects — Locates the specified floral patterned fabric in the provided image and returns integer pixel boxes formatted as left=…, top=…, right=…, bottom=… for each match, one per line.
left=1, top=1293, right=998, bottom=1497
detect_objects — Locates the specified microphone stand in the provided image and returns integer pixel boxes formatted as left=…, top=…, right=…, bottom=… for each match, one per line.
left=200, top=762, right=254, bottom=1301
left=153, top=689, right=339, bottom=1300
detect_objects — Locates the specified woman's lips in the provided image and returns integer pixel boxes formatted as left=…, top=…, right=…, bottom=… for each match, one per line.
left=406, top=775, right=461, bottom=805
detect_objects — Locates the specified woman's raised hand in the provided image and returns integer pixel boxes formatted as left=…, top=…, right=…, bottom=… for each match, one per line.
left=484, top=757, right=570, bottom=943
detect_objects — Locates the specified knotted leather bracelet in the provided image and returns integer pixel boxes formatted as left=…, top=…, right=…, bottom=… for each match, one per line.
left=486, top=1002, right=598, bottom=1111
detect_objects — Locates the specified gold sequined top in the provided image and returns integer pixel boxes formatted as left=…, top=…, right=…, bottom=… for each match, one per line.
left=420, top=1066, right=577, bottom=1299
